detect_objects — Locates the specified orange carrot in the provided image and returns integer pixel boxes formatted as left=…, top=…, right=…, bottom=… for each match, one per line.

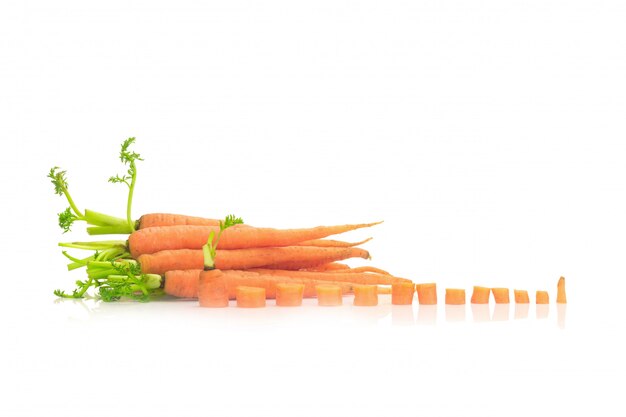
left=236, top=286, right=266, bottom=308
left=377, top=286, right=392, bottom=295
left=164, top=269, right=355, bottom=299
left=275, top=283, right=305, bottom=307
left=470, top=286, right=490, bottom=304
left=536, top=290, right=549, bottom=304
left=491, top=288, right=510, bottom=304
left=514, top=289, right=529, bottom=304
left=128, top=222, right=381, bottom=257
left=198, top=269, right=228, bottom=308
left=316, top=284, right=343, bottom=306
left=416, top=283, right=437, bottom=305
left=139, top=246, right=370, bottom=275
left=353, top=285, right=378, bottom=306
left=296, top=237, right=372, bottom=248
left=328, top=266, right=392, bottom=275
left=302, top=263, right=351, bottom=272
left=138, top=213, right=223, bottom=229
left=248, top=268, right=410, bottom=286
left=557, top=276, right=567, bottom=303
left=445, top=288, right=466, bottom=305
left=391, top=282, right=415, bottom=305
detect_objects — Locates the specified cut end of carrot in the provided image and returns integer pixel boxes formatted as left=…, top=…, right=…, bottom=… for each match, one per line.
left=353, top=284, right=378, bottom=306
left=316, top=284, right=343, bottom=306
left=236, top=286, right=266, bottom=308
left=514, top=289, right=530, bottom=304
left=491, top=288, right=510, bottom=304
left=470, top=286, right=490, bottom=304
left=445, top=288, right=466, bottom=305
left=391, top=282, right=415, bottom=305
left=198, top=269, right=228, bottom=308
left=275, top=283, right=305, bottom=307
left=536, top=290, right=549, bottom=304
left=416, top=283, right=437, bottom=305
left=556, top=276, right=567, bottom=304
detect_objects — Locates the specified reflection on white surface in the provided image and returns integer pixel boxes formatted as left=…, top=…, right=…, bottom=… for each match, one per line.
left=391, top=305, right=415, bottom=326
left=493, top=304, right=509, bottom=321
left=557, top=304, right=567, bottom=329
left=417, top=305, right=437, bottom=325
left=445, top=305, right=465, bottom=322
left=514, top=303, right=529, bottom=320
left=536, top=304, right=549, bottom=320
left=471, top=304, right=490, bottom=323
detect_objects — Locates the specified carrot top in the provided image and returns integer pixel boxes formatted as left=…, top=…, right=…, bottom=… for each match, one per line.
left=203, top=215, right=244, bottom=270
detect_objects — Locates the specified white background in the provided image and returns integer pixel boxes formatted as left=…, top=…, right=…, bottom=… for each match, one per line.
left=1, top=1, right=625, bottom=416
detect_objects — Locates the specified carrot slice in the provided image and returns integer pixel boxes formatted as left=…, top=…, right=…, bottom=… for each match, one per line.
left=236, top=286, right=266, bottom=308
left=416, top=283, right=437, bottom=305
left=316, top=284, right=343, bottom=306
left=353, top=284, right=378, bottom=306
left=514, top=289, right=529, bottom=304
left=391, top=282, right=415, bottom=305
left=276, top=283, right=305, bottom=307
left=470, top=286, right=490, bottom=304
left=491, top=288, right=510, bottom=304
left=557, top=276, right=567, bottom=303
left=198, top=269, right=228, bottom=308
left=445, top=288, right=466, bottom=305
left=536, top=290, right=549, bottom=304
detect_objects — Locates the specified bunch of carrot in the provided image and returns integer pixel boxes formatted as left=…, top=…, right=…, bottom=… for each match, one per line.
left=50, top=138, right=410, bottom=302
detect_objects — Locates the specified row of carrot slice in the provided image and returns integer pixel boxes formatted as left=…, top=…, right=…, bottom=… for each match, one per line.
left=203, top=277, right=567, bottom=308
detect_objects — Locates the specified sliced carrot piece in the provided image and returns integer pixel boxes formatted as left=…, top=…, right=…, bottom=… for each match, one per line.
left=391, top=282, right=415, bottom=305
left=470, top=286, right=490, bottom=304
left=275, top=283, right=305, bottom=307
left=556, top=276, right=567, bottom=304
left=514, top=289, right=529, bottom=304
left=445, top=288, right=466, bottom=305
left=236, top=286, right=266, bottom=308
left=198, top=269, right=228, bottom=308
left=353, top=284, right=378, bottom=306
left=416, top=283, right=437, bottom=305
left=536, top=290, right=549, bottom=304
left=491, top=288, right=510, bottom=304
left=316, top=284, right=343, bottom=306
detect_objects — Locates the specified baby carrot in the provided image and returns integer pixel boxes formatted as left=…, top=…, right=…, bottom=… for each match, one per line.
left=514, top=289, right=529, bottom=304
left=445, top=288, right=466, bottom=305
left=353, top=285, right=378, bottom=306
left=536, top=290, right=549, bottom=304
left=198, top=269, right=228, bottom=308
left=236, top=286, right=266, bottom=308
left=275, top=283, right=305, bottom=307
left=138, top=213, right=223, bottom=228
left=491, top=288, right=510, bottom=304
left=416, top=283, right=437, bottom=305
left=470, top=286, right=490, bottom=304
left=315, top=285, right=343, bottom=306
left=391, top=282, right=415, bottom=305
left=557, top=277, right=567, bottom=303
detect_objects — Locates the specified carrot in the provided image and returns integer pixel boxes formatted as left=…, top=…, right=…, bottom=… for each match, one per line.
left=275, top=283, right=305, bottom=307
left=514, top=289, right=529, bottom=304
left=236, top=286, right=266, bottom=308
left=491, top=288, right=510, bottom=304
left=296, top=237, right=372, bottom=248
left=198, top=269, right=229, bottom=308
left=416, top=283, right=437, bottom=305
left=128, top=222, right=381, bottom=258
left=248, top=268, right=410, bottom=286
left=445, top=288, right=466, bottom=305
left=164, top=269, right=355, bottom=299
left=302, top=263, right=351, bottom=272
left=536, top=290, right=549, bottom=304
left=391, top=282, right=415, bottom=305
left=139, top=213, right=223, bottom=228
left=470, top=286, right=490, bottom=304
left=556, top=276, right=567, bottom=303
left=353, top=285, right=378, bottom=306
left=316, top=284, right=343, bottom=306
left=377, top=286, right=392, bottom=295
left=138, top=246, right=370, bottom=275
left=329, top=266, right=392, bottom=275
